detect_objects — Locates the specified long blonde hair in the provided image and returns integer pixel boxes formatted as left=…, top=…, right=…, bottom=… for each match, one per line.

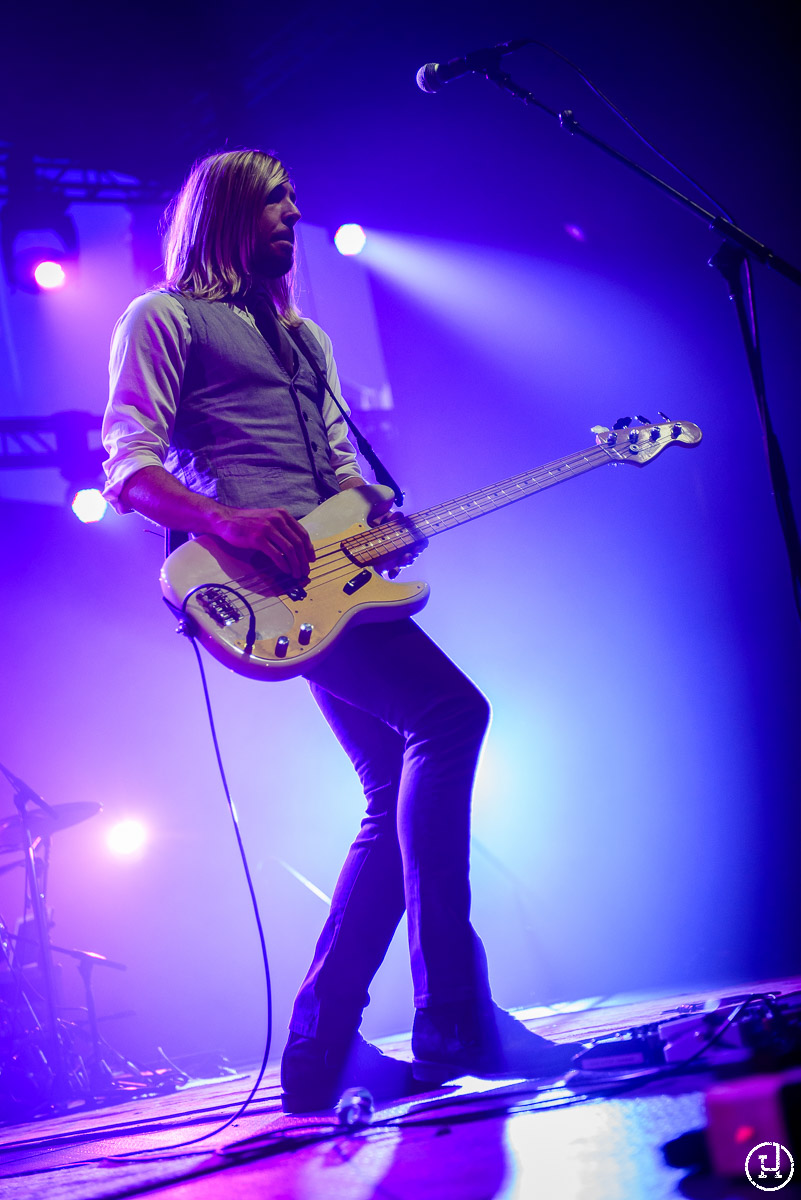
left=162, top=149, right=301, bottom=324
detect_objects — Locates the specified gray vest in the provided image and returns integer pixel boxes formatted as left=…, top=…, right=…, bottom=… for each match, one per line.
left=165, top=294, right=340, bottom=518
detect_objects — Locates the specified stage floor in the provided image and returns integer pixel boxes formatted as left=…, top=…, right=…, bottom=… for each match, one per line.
left=2, top=976, right=800, bottom=1200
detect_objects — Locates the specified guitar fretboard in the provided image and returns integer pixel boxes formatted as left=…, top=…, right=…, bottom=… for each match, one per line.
left=412, top=444, right=615, bottom=534
left=343, top=442, right=616, bottom=564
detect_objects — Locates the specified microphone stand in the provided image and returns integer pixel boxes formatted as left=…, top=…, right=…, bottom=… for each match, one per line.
left=470, top=58, right=801, bottom=622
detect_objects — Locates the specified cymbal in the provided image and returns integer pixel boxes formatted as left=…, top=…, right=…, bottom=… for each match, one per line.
left=0, top=802, right=102, bottom=852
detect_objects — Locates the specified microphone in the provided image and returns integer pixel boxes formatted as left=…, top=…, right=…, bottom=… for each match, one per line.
left=416, top=38, right=530, bottom=94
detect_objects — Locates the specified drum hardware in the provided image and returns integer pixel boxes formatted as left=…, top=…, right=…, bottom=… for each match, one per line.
left=0, top=761, right=155, bottom=1119
left=0, top=761, right=69, bottom=1106
left=1, top=764, right=187, bottom=1122
left=0, top=800, right=104, bottom=851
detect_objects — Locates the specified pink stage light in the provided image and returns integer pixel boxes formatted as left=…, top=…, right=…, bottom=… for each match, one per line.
left=107, top=819, right=147, bottom=856
left=564, top=224, right=586, bottom=243
left=71, top=488, right=107, bottom=523
left=334, top=224, right=367, bottom=256
left=33, top=260, right=67, bottom=289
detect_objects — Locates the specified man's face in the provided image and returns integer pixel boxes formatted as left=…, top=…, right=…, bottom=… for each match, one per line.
left=251, top=180, right=301, bottom=279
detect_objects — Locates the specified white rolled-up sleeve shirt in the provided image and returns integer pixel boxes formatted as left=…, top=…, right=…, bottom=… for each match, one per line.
left=101, top=291, right=362, bottom=514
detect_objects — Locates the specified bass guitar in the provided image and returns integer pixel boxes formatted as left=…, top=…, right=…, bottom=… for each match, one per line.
left=160, top=418, right=702, bottom=680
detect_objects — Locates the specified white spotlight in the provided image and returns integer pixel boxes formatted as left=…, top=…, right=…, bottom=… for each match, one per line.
left=71, top=488, right=108, bottom=523
left=107, top=819, right=147, bottom=856
left=334, top=224, right=367, bottom=256
left=33, top=260, right=67, bottom=289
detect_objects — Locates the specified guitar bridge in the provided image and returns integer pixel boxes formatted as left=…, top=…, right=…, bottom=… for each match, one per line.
left=196, top=586, right=242, bottom=627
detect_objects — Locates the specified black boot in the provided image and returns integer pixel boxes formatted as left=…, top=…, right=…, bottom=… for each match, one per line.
left=412, top=1000, right=585, bottom=1084
left=281, top=1031, right=425, bottom=1113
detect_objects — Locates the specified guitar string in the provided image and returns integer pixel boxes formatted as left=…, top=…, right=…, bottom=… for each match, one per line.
left=363, top=449, right=615, bottom=537
left=198, top=446, right=624, bottom=621
left=345, top=446, right=617, bottom=550
left=209, top=450, right=613, bottom=604
left=207, top=444, right=622, bottom=595
left=190, top=429, right=676, bottom=598
left=221, top=449, right=619, bottom=621
left=342, top=432, right=680, bottom=550
left=230, top=443, right=618, bottom=589
left=189, top=433, right=682, bottom=628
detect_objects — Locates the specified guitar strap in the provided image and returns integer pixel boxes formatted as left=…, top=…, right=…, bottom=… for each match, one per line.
left=288, top=324, right=405, bottom=508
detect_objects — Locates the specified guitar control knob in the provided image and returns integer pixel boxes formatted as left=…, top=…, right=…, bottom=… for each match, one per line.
left=274, top=636, right=290, bottom=658
left=298, top=623, right=313, bottom=645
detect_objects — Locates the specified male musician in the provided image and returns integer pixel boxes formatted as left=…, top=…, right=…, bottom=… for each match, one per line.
left=102, top=149, right=581, bottom=1112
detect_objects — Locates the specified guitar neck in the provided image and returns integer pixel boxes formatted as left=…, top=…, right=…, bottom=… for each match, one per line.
left=339, top=421, right=701, bottom=566
left=408, top=443, right=614, bottom=539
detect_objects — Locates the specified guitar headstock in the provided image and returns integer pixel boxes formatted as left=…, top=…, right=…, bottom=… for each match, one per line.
left=592, top=419, right=702, bottom=465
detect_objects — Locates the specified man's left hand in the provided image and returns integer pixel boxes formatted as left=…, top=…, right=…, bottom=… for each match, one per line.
left=371, top=512, right=428, bottom=579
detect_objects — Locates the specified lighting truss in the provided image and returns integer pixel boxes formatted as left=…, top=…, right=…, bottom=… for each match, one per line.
left=0, top=412, right=103, bottom=480
left=0, top=142, right=172, bottom=208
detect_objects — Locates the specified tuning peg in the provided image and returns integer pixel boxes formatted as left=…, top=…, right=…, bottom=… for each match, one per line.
left=634, top=414, right=651, bottom=424
left=657, top=411, right=670, bottom=422
left=590, top=425, right=610, bottom=435
left=613, top=416, right=632, bottom=429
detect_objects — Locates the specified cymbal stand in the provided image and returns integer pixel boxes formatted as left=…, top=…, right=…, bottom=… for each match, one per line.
left=13, top=790, right=67, bottom=1105
left=58, top=947, right=127, bottom=1095
left=0, top=910, right=45, bottom=1036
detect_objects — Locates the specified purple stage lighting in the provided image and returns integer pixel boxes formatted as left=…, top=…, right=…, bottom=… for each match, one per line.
left=71, top=488, right=107, bottom=523
left=107, top=819, right=147, bottom=856
left=1, top=198, right=79, bottom=293
left=33, top=260, right=67, bottom=289
left=334, top=224, right=367, bottom=256
left=564, top=224, right=586, bottom=242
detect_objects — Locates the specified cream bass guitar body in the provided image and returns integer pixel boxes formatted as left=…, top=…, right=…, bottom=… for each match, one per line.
left=160, top=419, right=702, bottom=680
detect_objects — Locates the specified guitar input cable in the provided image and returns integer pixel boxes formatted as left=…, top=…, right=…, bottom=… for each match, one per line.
left=104, top=600, right=274, bottom=1160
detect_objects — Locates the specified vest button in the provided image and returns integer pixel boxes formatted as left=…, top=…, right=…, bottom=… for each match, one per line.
left=303, top=411, right=311, bottom=421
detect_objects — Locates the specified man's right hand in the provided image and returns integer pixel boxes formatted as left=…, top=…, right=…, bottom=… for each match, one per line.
left=211, top=507, right=315, bottom=579
left=118, top=466, right=315, bottom=579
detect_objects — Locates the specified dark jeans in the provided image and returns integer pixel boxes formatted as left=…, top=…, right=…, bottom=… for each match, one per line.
left=288, top=618, right=492, bottom=1044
